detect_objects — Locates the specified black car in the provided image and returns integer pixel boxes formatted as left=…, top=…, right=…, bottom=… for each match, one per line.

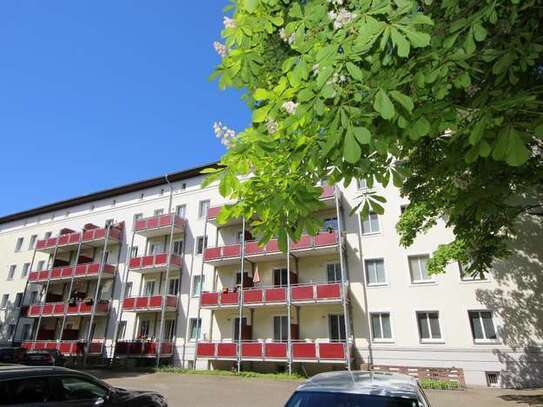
left=0, top=365, right=167, bottom=406
left=23, top=350, right=65, bottom=366
left=0, top=347, right=27, bottom=364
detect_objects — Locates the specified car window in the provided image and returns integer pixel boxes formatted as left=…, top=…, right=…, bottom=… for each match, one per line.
left=286, top=391, right=419, bottom=407
left=59, top=376, right=108, bottom=401
left=0, top=377, right=50, bottom=405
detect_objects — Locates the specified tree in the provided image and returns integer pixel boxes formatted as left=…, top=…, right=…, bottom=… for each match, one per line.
left=204, top=0, right=543, bottom=276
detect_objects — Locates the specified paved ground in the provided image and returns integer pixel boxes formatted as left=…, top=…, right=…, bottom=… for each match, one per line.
left=91, top=371, right=543, bottom=407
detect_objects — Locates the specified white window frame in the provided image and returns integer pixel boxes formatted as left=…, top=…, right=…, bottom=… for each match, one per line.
left=21, top=263, right=30, bottom=278
left=133, top=213, right=143, bottom=224
left=143, top=280, right=156, bottom=297
left=360, top=212, right=381, bottom=235
left=408, top=255, right=434, bottom=284
left=168, top=278, right=180, bottom=296
left=189, top=318, right=202, bottom=341
left=153, top=208, right=164, bottom=217
left=369, top=312, right=394, bottom=343
left=196, top=236, right=208, bottom=255
left=273, top=315, right=289, bottom=342
left=198, top=200, right=210, bottom=219
left=459, top=263, right=488, bottom=282
left=416, top=311, right=444, bottom=343
left=357, top=179, right=368, bottom=190
left=173, top=240, right=184, bottom=256
left=364, top=258, right=387, bottom=287
left=326, top=263, right=341, bottom=283
left=175, top=204, right=186, bottom=218
left=7, top=265, right=16, bottom=281
left=192, top=275, right=204, bottom=297
left=37, top=260, right=46, bottom=271
left=14, top=237, right=24, bottom=252
left=0, top=294, right=9, bottom=308
left=28, top=235, right=37, bottom=250
left=468, top=310, right=499, bottom=344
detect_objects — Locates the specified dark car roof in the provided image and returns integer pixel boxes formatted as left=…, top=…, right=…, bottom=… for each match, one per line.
left=0, top=364, right=106, bottom=384
left=295, top=370, right=420, bottom=399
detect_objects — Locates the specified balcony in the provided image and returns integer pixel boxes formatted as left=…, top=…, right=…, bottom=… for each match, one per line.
left=35, top=226, right=122, bottom=253
left=200, top=282, right=343, bottom=309
left=28, top=263, right=116, bottom=284
left=196, top=341, right=346, bottom=363
left=128, top=253, right=182, bottom=274
left=114, top=341, right=174, bottom=358
left=203, top=231, right=339, bottom=265
left=134, top=214, right=185, bottom=237
left=26, top=301, right=110, bottom=318
left=21, top=340, right=104, bottom=356
left=122, top=295, right=177, bottom=312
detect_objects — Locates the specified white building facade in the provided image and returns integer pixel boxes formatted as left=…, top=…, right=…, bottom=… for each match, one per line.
left=0, top=163, right=540, bottom=388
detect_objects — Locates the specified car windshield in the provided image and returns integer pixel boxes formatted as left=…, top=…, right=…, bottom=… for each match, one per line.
left=286, top=391, right=420, bottom=407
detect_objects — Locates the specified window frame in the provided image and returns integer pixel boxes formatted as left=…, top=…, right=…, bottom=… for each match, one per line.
left=175, top=204, right=186, bottom=218
left=189, top=318, right=202, bottom=341
left=28, top=234, right=37, bottom=250
left=0, top=294, right=9, bottom=308
left=369, top=312, right=394, bottom=342
left=7, top=265, right=16, bottom=280
left=198, top=200, right=210, bottom=219
left=364, top=258, right=387, bottom=287
left=273, top=315, right=289, bottom=342
left=408, top=255, right=433, bottom=284
left=360, top=212, right=381, bottom=235
left=196, top=236, right=208, bottom=255
left=326, top=263, right=341, bottom=283
left=14, top=237, right=24, bottom=252
left=192, top=275, right=204, bottom=297
left=328, top=314, right=346, bottom=342
left=468, top=310, right=499, bottom=343
left=21, top=263, right=30, bottom=278
left=416, top=311, right=444, bottom=343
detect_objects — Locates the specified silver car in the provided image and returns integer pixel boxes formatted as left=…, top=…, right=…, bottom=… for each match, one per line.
left=285, top=370, right=432, bottom=407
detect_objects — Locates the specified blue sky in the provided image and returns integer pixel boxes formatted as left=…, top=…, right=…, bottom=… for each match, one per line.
left=0, top=1, right=249, bottom=217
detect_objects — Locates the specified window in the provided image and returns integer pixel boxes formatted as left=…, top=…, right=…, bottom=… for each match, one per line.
left=22, top=324, right=32, bottom=340
left=1, top=294, right=9, bottom=308
left=460, top=263, right=486, bottom=281
left=486, top=372, right=500, bottom=387
left=29, top=291, right=38, bottom=304
left=14, top=293, right=23, bottom=307
left=149, top=243, right=162, bottom=255
left=417, top=312, right=442, bottom=341
left=371, top=313, right=392, bottom=341
left=361, top=213, right=380, bottom=234
left=329, top=314, right=346, bottom=341
left=60, top=376, right=108, bottom=401
left=105, top=219, right=114, bottom=227
left=357, top=179, right=367, bottom=190
left=139, top=320, right=150, bottom=338
left=7, top=265, right=16, bottom=280
left=400, top=204, right=408, bottom=214
left=144, top=281, right=156, bottom=296
left=196, top=236, right=208, bottom=254
left=117, top=321, right=127, bottom=340
left=273, top=316, right=288, bottom=341
left=323, top=217, right=338, bottom=231
left=21, top=263, right=30, bottom=278
left=176, top=204, right=186, bottom=218
left=37, top=260, right=46, bottom=271
left=169, top=278, right=180, bottom=295
left=44, top=231, right=52, bottom=240
left=133, top=213, right=143, bottom=223
left=130, top=246, right=139, bottom=258
left=273, top=268, right=288, bottom=287
left=153, top=208, right=164, bottom=216
left=327, top=263, right=341, bottom=283
left=192, top=275, right=204, bottom=297
left=124, top=282, right=133, bottom=298
left=165, top=320, right=175, bottom=340
left=198, top=200, right=210, bottom=218
left=0, top=377, right=50, bottom=404
left=469, top=311, right=497, bottom=342
left=173, top=240, right=184, bottom=255
left=14, top=237, right=24, bottom=252
left=409, top=255, right=432, bottom=283
left=28, top=235, right=37, bottom=250
left=189, top=318, right=201, bottom=340
left=6, top=324, right=15, bottom=340
left=365, top=259, right=386, bottom=285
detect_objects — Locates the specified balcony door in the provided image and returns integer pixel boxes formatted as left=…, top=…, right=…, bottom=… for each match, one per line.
left=329, top=314, right=346, bottom=342
left=273, top=316, right=289, bottom=341
left=144, top=280, right=156, bottom=297
left=139, top=320, right=151, bottom=339
left=164, top=320, right=175, bottom=341
left=233, top=317, right=248, bottom=341
left=273, top=268, right=288, bottom=287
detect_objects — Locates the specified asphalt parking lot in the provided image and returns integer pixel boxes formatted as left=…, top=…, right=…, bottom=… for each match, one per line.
left=93, top=371, right=543, bottom=407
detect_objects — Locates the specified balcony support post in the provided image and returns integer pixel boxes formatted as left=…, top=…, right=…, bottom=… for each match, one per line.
left=13, top=246, right=38, bottom=343
left=236, top=217, right=246, bottom=373
left=287, top=232, right=292, bottom=375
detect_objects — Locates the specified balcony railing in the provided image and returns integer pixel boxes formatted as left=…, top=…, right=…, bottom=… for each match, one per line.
left=28, top=263, right=116, bottom=283
left=114, top=340, right=174, bottom=357
left=134, top=214, right=185, bottom=237
left=35, top=226, right=122, bottom=252
left=21, top=340, right=104, bottom=355
left=26, top=301, right=110, bottom=318
left=122, top=295, right=177, bottom=312
left=128, top=253, right=182, bottom=273
left=197, top=340, right=345, bottom=362
left=200, top=282, right=343, bottom=308
left=203, top=231, right=339, bottom=264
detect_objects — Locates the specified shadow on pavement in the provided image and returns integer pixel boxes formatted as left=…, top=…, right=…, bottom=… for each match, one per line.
left=499, top=394, right=543, bottom=406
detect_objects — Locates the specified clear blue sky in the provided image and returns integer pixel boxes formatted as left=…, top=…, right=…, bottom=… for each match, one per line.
left=0, top=1, right=250, bottom=217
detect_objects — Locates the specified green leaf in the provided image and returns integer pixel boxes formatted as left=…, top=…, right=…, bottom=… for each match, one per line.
left=373, top=89, right=395, bottom=120
left=253, top=88, right=269, bottom=101
left=412, top=116, right=431, bottom=139
left=298, top=88, right=315, bottom=102
left=391, top=28, right=410, bottom=57
left=506, top=130, right=531, bottom=166
left=344, top=130, right=362, bottom=163
left=353, top=127, right=371, bottom=144
left=535, top=124, right=543, bottom=138
left=400, top=28, right=430, bottom=48
left=390, top=90, right=414, bottom=114
left=346, top=62, right=363, bottom=81
left=473, top=23, right=487, bottom=42
left=245, top=0, right=259, bottom=13
left=252, top=105, right=270, bottom=123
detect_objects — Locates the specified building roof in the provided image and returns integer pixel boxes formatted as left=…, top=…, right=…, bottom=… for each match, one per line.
left=0, top=161, right=218, bottom=225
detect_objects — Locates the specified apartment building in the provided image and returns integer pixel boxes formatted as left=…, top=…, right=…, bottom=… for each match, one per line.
left=0, top=163, right=540, bottom=388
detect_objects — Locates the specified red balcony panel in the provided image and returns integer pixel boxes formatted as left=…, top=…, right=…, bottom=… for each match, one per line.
left=88, top=263, right=100, bottom=274
left=158, top=215, right=172, bottom=227
left=170, top=255, right=182, bottom=267
left=115, top=341, right=129, bottom=354
left=68, top=233, right=81, bottom=244
left=221, top=292, right=239, bottom=305
left=29, top=272, right=39, bottom=282
left=34, top=342, right=47, bottom=350
left=129, top=258, right=142, bottom=269
left=142, top=256, right=154, bottom=267
left=320, top=185, right=335, bottom=199
left=149, top=296, right=162, bottom=308
left=207, top=206, right=222, bottom=219
left=45, top=342, right=57, bottom=350
left=241, top=343, right=262, bottom=358
left=222, top=245, right=241, bottom=258
left=96, top=302, right=110, bottom=313
left=47, top=238, right=57, bottom=247
left=58, top=235, right=70, bottom=245
left=161, top=342, right=173, bottom=354
left=28, top=305, right=41, bottom=316
left=88, top=342, right=103, bottom=354
left=67, top=305, right=78, bottom=314
left=129, top=342, right=143, bottom=354
left=316, top=283, right=341, bottom=299
left=290, top=235, right=312, bottom=250
left=103, top=264, right=115, bottom=274
left=82, top=230, right=94, bottom=241
left=135, top=219, right=147, bottom=231
left=265, top=343, right=287, bottom=358
left=123, top=298, right=135, bottom=309
left=165, top=296, right=177, bottom=308
left=79, top=303, right=93, bottom=313
left=21, top=342, right=33, bottom=350
left=59, top=342, right=73, bottom=354
left=265, top=287, right=286, bottom=303
left=53, top=303, right=65, bottom=314
left=50, top=268, right=62, bottom=279
left=319, top=343, right=345, bottom=359
left=292, top=343, right=316, bottom=359
left=245, top=241, right=264, bottom=256
left=197, top=343, right=216, bottom=357
left=147, top=218, right=159, bottom=229
left=243, top=289, right=263, bottom=304
left=143, top=342, right=158, bottom=355
left=217, top=343, right=237, bottom=358
left=265, top=239, right=279, bottom=253
left=61, top=267, right=73, bottom=278
left=36, top=240, right=47, bottom=250
left=95, top=229, right=106, bottom=240
left=314, top=231, right=338, bottom=247
left=154, top=253, right=168, bottom=265
left=39, top=271, right=50, bottom=280
left=201, top=292, right=219, bottom=306
left=136, top=297, right=149, bottom=308
left=75, top=265, right=87, bottom=276
left=291, top=286, right=314, bottom=301
left=42, top=304, right=54, bottom=315
left=203, top=248, right=221, bottom=261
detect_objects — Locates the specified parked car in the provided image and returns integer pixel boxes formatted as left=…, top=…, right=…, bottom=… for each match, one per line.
left=0, top=365, right=168, bottom=406
left=0, top=346, right=26, bottom=364
left=285, top=370, right=432, bottom=407
left=23, top=349, right=66, bottom=366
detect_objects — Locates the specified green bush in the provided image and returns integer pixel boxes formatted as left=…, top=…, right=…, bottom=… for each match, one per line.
left=419, top=378, right=462, bottom=391
left=153, top=367, right=305, bottom=381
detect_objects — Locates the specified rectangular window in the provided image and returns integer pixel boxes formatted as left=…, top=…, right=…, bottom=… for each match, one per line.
left=327, top=263, right=341, bottom=283
left=29, top=291, right=38, bottom=304
left=175, top=205, right=186, bottom=218
left=15, top=237, right=24, bottom=252
left=124, top=282, right=133, bottom=298
left=273, top=268, right=288, bottom=287
left=192, top=275, right=204, bottom=297
left=117, top=321, right=127, bottom=340
left=198, top=200, right=210, bottom=218
left=371, top=313, right=392, bottom=341
left=357, top=179, right=367, bottom=190
left=361, top=213, right=380, bottom=234
left=22, top=324, right=32, bottom=340
left=409, top=255, right=432, bottom=283
left=0, top=294, right=9, bottom=308
left=130, top=246, right=139, bottom=258
left=105, top=219, right=114, bottom=227
left=168, top=278, right=180, bottom=296
left=329, top=314, right=346, bottom=341
left=400, top=204, right=408, bottom=214
left=173, top=240, right=184, bottom=255
left=14, top=293, right=23, bottom=308
left=365, top=259, right=386, bottom=285
left=323, top=217, right=338, bottom=231
left=196, top=236, right=208, bottom=254
left=460, top=263, right=486, bottom=281
left=189, top=318, right=201, bottom=340
left=37, top=260, right=46, bottom=271
left=417, top=311, right=442, bottom=341
left=144, top=280, right=156, bottom=296
left=7, top=265, right=16, bottom=280
left=133, top=213, right=143, bottom=223
left=149, top=243, right=162, bottom=255
left=139, top=320, right=150, bottom=338
left=153, top=208, right=164, bottom=216
left=165, top=320, right=175, bottom=340
left=21, top=263, right=30, bottom=278
left=28, top=235, right=37, bottom=250
left=7, top=324, right=15, bottom=340
left=273, top=316, right=288, bottom=341
left=44, top=231, right=52, bottom=240
left=469, top=311, right=497, bottom=341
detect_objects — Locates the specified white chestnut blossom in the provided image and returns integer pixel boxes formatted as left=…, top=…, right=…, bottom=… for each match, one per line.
left=279, top=28, right=296, bottom=45
left=282, top=101, right=298, bottom=115
left=266, top=119, right=278, bottom=135
left=213, top=41, right=229, bottom=58
left=213, top=121, right=237, bottom=148
left=312, top=64, right=320, bottom=76
left=328, top=8, right=357, bottom=30
left=328, top=0, right=344, bottom=4
left=223, top=16, right=236, bottom=29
